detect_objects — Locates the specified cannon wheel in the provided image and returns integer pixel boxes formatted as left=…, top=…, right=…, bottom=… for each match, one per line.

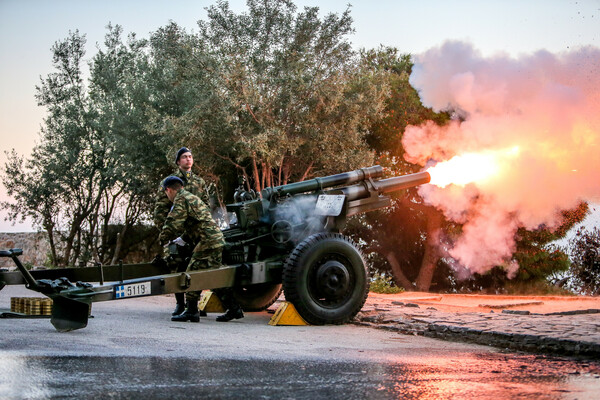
left=283, top=232, right=369, bottom=325
left=233, top=283, right=282, bottom=311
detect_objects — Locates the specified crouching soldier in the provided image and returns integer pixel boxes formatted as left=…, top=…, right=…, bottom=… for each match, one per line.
left=159, top=176, right=244, bottom=322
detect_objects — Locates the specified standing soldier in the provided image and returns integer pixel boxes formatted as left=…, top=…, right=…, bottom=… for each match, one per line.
left=154, top=147, right=210, bottom=317
left=159, top=176, right=244, bottom=323
left=153, top=147, right=210, bottom=229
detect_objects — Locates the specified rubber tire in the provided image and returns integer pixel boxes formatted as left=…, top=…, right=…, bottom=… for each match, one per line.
left=232, top=283, right=283, bottom=312
left=283, top=233, right=369, bottom=325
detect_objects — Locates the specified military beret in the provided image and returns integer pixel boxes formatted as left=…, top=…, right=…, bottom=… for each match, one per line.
left=162, top=176, right=184, bottom=190
left=175, top=147, right=191, bottom=164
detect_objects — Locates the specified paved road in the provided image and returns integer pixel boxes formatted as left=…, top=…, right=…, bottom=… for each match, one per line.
left=1, top=286, right=599, bottom=399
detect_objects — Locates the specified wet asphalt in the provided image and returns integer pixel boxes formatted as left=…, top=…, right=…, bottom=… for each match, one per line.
left=1, top=286, right=599, bottom=399
left=3, top=352, right=600, bottom=399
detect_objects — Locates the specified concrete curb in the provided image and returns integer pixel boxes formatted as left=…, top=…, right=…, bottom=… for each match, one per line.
left=355, top=316, right=600, bottom=359
left=355, top=300, right=600, bottom=359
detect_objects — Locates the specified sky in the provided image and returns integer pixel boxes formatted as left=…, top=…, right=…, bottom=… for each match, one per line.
left=0, top=0, right=599, bottom=232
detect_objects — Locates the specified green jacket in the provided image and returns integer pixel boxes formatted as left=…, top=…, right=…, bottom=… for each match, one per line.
left=158, top=189, right=225, bottom=252
left=153, top=169, right=209, bottom=228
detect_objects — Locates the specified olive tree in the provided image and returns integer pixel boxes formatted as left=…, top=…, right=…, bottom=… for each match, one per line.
left=164, top=0, right=389, bottom=190
left=2, top=28, right=165, bottom=266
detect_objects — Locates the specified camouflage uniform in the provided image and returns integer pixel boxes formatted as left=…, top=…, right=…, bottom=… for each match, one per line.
left=159, top=188, right=225, bottom=302
left=153, top=169, right=210, bottom=229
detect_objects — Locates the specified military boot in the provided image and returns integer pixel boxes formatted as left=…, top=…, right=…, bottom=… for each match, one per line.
left=216, top=305, right=244, bottom=322
left=172, top=293, right=185, bottom=316
left=171, top=300, right=200, bottom=322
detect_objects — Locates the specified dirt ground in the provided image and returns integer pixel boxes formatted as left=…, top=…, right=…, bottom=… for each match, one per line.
left=365, top=291, right=600, bottom=314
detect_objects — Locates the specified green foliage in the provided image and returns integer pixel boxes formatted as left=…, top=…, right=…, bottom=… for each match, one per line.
left=513, top=243, right=570, bottom=282
left=22, top=262, right=34, bottom=271
left=183, top=0, right=388, bottom=187
left=2, top=27, right=167, bottom=266
left=43, top=253, right=56, bottom=269
left=370, top=273, right=405, bottom=294
left=2, top=30, right=101, bottom=266
left=503, top=202, right=588, bottom=288
left=565, top=226, right=600, bottom=295
left=362, top=46, right=449, bottom=167
left=502, top=280, right=573, bottom=296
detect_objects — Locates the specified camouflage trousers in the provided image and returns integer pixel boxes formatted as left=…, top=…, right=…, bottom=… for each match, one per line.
left=186, top=247, right=240, bottom=310
left=188, top=246, right=223, bottom=271
left=185, top=247, right=239, bottom=311
left=185, top=247, right=223, bottom=303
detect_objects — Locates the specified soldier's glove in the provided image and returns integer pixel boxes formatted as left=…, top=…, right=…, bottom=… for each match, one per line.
left=172, top=237, right=187, bottom=246
left=151, top=254, right=167, bottom=268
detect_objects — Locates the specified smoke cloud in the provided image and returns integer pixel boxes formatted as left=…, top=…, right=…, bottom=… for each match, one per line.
left=403, top=41, right=600, bottom=276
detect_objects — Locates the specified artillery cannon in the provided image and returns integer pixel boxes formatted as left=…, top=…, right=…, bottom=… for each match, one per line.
left=0, top=166, right=430, bottom=331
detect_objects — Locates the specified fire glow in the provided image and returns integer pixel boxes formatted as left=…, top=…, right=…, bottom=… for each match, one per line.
left=427, top=147, right=520, bottom=188
left=401, top=41, right=600, bottom=275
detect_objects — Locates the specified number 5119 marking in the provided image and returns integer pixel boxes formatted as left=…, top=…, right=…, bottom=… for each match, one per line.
left=115, top=282, right=151, bottom=299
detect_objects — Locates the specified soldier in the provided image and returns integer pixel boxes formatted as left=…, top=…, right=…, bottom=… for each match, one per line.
left=154, top=147, right=210, bottom=316
left=159, top=176, right=244, bottom=323
left=153, top=147, right=210, bottom=229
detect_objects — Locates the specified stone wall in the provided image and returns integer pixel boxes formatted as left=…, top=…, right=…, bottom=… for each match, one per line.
left=0, top=232, right=51, bottom=269
left=0, top=229, right=160, bottom=269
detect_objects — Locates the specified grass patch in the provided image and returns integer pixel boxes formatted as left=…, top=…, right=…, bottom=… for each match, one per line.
left=502, top=280, right=574, bottom=296
left=370, top=273, right=405, bottom=294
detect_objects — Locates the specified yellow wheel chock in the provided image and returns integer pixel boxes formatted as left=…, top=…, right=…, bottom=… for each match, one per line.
left=199, top=290, right=225, bottom=313
left=268, top=301, right=309, bottom=326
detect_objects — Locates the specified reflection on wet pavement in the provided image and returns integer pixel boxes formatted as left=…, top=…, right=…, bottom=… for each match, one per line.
left=1, top=352, right=598, bottom=399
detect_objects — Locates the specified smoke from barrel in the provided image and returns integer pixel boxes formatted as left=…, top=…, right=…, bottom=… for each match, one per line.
left=402, top=41, right=600, bottom=276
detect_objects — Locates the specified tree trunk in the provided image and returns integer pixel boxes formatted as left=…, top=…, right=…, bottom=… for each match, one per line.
left=282, top=162, right=291, bottom=185
left=299, top=162, right=313, bottom=182
left=252, top=155, right=261, bottom=192
left=277, top=156, right=284, bottom=186
left=110, top=224, right=128, bottom=265
left=63, top=217, right=82, bottom=267
left=386, top=251, right=414, bottom=290
left=415, top=210, right=442, bottom=291
left=43, top=216, right=58, bottom=267
left=260, top=161, right=266, bottom=190
left=72, top=228, right=82, bottom=266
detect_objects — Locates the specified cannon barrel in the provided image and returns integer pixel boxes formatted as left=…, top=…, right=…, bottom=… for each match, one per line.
left=335, top=171, right=431, bottom=201
left=262, top=165, right=384, bottom=200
